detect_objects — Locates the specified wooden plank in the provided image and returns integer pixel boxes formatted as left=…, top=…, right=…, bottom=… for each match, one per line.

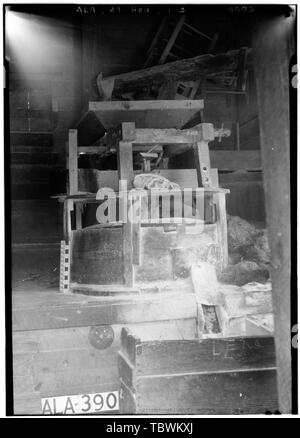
left=215, top=192, right=228, bottom=269
left=89, top=100, right=204, bottom=112
left=97, top=49, right=251, bottom=98
left=168, top=150, right=262, bottom=170
left=88, top=100, right=203, bottom=131
left=68, top=129, right=78, bottom=195
left=78, top=145, right=163, bottom=154
left=127, top=369, right=278, bottom=414
left=253, top=15, right=294, bottom=413
left=102, top=126, right=230, bottom=146
left=12, top=292, right=197, bottom=331
left=119, top=336, right=276, bottom=387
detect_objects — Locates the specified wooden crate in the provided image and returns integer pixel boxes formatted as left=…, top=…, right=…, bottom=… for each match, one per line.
left=118, top=328, right=278, bottom=414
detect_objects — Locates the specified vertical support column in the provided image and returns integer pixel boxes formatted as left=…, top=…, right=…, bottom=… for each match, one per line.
left=63, top=199, right=74, bottom=243
left=253, top=14, right=294, bottom=413
left=75, top=203, right=83, bottom=230
left=66, top=129, right=77, bottom=288
left=211, top=168, right=228, bottom=270
left=215, top=192, right=228, bottom=270
left=193, top=140, right=212, bottom=187
left=68, top=129, right=78, bottom=195
left=117, top=140, right=134, bottom=287
left=193, top=139, right=214, bottom=223
left=132, top=191, right=142, bottom=266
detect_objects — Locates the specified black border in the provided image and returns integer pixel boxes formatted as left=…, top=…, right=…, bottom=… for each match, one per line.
left=3, top=3, right=297, bottom=419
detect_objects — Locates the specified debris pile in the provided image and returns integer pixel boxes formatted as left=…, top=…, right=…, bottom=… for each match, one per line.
left=218, top=215, right=271, bottom=286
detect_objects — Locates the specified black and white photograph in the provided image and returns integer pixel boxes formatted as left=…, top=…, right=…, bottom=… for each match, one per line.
left=2, top=2, right=297, bottom=418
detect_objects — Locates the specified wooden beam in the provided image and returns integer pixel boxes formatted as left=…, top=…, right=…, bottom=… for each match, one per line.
left=12, top=291, right=198, bottom=331
left=165, top=150, right=262, bottom=170
left=89, top=99, right=204, bottom=112
left=182, top=22, right=212, bottom=41
left=159, top=15, right=185, bottom=64
left=122, top=126, right=229, bottom=145
left=211, top=169, right=228, bottom=270
left=97, top=49, right=252, bottom=98
left=253, top=14, right=294, bottom=414
left=117, top=141, right=134, bottom=287
left=78, top=145, right=164, bottom=155
left=193, top=141, right=212, bottom=187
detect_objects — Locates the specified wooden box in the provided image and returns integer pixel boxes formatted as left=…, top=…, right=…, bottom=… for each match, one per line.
left=118, top=328, right=278, bottom=415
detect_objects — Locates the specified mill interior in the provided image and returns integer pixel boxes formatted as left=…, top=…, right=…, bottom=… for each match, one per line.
left=7, top=7, right=294, bottom=415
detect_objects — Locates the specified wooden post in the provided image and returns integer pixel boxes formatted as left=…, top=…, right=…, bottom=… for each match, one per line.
left=193, top=141, right=212, bottom=187
left=75, top=203, right=83, bottom=230
left=252, top=13, right=295, bottom=413
left=132, top=191, right=142, bottom=266
left=68, top=129, right=78, bottom=195
left=117, top=140, right=134, bottom=287
left=63, top=199, right=73, bottom=244
left=211, top=169, right=228, bottom=270
left=215, top=192, right=228, bottom=269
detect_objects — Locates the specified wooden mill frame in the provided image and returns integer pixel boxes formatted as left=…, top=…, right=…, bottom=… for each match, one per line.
left=60, top=101, right=230, bottom=293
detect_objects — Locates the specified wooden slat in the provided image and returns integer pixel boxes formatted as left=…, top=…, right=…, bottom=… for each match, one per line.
left=159, top=15, right=185, bottom=64
left=121, top=329, right=275, bottom=371
left=89, top=100, right=204, bottom=112
left=125, top=369, right=278, bottom=415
